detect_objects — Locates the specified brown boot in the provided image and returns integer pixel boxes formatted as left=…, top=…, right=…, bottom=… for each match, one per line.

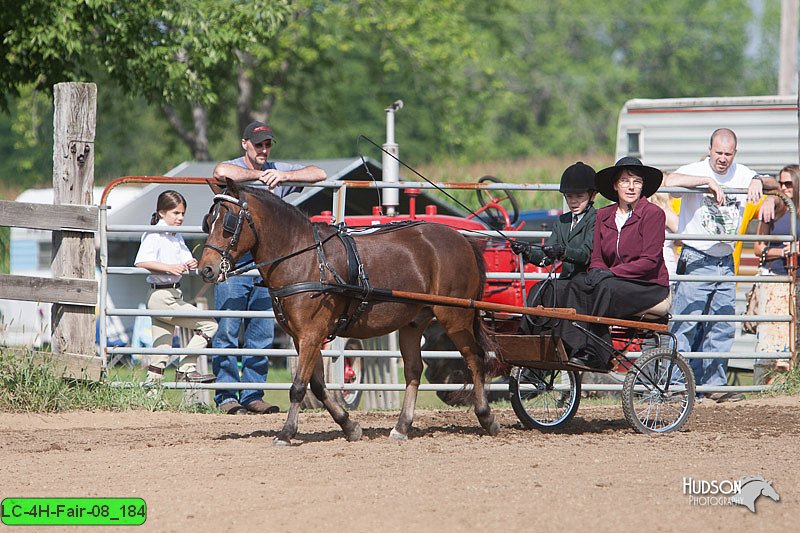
left=243, top=399, right=280, bottom=414
left=219, top=401, right=248, bottom=415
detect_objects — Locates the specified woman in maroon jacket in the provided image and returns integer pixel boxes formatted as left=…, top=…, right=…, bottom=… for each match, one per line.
left=557, top=157, right=670, bottom=370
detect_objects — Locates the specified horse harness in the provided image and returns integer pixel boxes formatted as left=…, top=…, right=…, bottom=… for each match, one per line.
left=269, top=224, right=373, bottom=340
left=202, top=194, right=258, bottom=278
left=203, top=192, right=425, bottom=340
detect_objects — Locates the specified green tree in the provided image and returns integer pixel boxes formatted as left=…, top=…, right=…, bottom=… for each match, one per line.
left=2, top=0, right=293, bottom=160
left=478, top=0, right=768, bottom=159
left=1, top=0, right=492, bottom=164
left=0, top=0, right=785, bottom=183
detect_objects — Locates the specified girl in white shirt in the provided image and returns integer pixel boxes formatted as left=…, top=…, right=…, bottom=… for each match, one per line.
left=134, top=191, right=217, bottom=384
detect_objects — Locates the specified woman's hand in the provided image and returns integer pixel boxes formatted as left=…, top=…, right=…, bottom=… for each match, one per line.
left=185, top=258, right=198, bottom=270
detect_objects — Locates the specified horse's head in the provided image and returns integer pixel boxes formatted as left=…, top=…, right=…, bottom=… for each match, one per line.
left=760, top=480, right=780, bottom=502
left=198, top=178, right=258, bottom=283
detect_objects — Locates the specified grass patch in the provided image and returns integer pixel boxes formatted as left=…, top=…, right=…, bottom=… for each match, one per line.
left=0, top=350, right=214, bottom=413
left=416, top=153, right=613, bottom=211
left=760, top=365, right=800, bottom=396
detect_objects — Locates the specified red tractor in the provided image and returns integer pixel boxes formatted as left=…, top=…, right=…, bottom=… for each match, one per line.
left=309, top=175, right=552, bottom=405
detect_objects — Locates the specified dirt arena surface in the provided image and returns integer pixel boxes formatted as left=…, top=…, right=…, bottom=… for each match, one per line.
left=1, top=395, right=798, bottom=532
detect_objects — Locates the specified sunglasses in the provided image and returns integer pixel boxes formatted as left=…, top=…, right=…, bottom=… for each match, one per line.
left=779, top=180, right=794, bottom=188
left=252, top=140, right=273, bottom=149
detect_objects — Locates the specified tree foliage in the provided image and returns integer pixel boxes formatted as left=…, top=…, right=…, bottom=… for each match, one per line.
left=0, top=0, right=787, bottom=191
left=2, top=0, right=291, bottom=107
left=477, top=0, right=775, bottom=159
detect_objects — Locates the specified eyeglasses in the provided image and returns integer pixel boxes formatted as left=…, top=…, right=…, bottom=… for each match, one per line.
left=617, top=178, right=644, bottom=188
left=779, top=180, right=794, bottom=188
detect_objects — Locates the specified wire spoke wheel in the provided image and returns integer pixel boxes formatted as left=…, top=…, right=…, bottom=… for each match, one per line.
left=622, top=347, right=695, bottom=434
left=509, top=366, right=580, bottom=430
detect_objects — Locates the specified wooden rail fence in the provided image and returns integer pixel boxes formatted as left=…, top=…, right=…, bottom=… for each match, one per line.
left=0, top=82, right=102, bottom=380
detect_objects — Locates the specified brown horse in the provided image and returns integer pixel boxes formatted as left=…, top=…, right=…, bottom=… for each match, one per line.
left=198, top=179, right=498, bottom=445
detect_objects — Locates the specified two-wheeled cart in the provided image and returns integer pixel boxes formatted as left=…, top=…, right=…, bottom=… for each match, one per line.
left=492, top=314, right=694, bottom=434
left=354, top=287, right=695, bottom=434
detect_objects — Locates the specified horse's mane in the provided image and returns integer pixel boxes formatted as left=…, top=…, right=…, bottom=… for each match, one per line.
left=739, top=476, right=769, bottom=486
left=238, top=185, right=313, bottom=229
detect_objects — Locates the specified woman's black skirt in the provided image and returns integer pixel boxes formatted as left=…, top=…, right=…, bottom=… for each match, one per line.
left=555, top=273, right=669, bottom=364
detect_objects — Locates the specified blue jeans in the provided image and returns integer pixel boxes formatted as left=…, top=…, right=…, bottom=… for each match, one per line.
left=212, top=276, right=274, bottom=407
left=669, top=247, right=735, bottom=388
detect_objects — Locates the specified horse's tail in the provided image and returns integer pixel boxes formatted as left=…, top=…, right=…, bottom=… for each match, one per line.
left=467, top=237, right=502, bottom=376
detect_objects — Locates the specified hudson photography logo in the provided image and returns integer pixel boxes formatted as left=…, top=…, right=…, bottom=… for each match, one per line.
left=683, top=476, right=780, bottom=512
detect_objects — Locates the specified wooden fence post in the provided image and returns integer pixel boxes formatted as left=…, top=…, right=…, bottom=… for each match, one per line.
left=51, top=82, right=97, bottom=357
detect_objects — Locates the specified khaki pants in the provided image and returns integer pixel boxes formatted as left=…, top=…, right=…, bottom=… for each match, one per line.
left=147, top=287, right=218, bottom=373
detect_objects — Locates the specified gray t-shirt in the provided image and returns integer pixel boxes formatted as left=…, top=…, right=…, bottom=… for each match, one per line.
left=225, top=156, right=305, bottom=198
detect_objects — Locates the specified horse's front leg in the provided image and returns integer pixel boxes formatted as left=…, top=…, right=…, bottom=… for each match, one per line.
left=309, top=358, right=362, bottom=442
left=274, top=338, right=361, bottom=445
left=274, top=338, right=321, bottom=446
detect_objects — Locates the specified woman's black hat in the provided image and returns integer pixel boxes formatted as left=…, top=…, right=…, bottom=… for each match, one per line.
left=595, top=156, right=662, bottom=202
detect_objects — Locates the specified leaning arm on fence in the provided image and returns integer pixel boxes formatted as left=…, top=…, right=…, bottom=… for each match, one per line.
left=214, top=162, right=326, bottom=188
left=663, top=172, right=725, bottom=204
left=134, top=260, right=192, bottom=277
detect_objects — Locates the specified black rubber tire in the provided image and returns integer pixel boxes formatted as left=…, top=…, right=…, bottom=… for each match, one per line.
left=475, top=175, right=521, bottom=227
left=622, top=347, right=695, bottom=434
left=422, top=324, right=470, bottom=406
left=509, top=366, right=581, bottom=430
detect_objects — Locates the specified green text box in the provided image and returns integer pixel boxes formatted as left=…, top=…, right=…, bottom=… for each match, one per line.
left=1, top=498, right=146, bottom=526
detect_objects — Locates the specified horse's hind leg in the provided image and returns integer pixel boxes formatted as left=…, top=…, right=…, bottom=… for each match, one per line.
left=435, top=306, right=499, bottom=436
left=308, top=357, right=362, bottom=442
left=391, top=320, right=430, bottom=440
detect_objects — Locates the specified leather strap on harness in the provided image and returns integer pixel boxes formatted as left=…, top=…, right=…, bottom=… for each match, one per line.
left=273, top=225, right=373, bottom=340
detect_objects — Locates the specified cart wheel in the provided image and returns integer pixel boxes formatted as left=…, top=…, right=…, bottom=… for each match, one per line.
left=339, top=342, right=364, bottom=410
left=509, top=366, right=581, bottom=430
left=622, top=347, right=695, bottom=434
left=289, top=338, right=363, bottom=410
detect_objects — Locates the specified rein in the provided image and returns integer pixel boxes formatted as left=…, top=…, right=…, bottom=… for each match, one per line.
left=357, top=134, right=523, bottom=244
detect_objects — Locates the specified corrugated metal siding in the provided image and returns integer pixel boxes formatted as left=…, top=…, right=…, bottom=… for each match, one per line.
left=616, top=96, right=800, bottom=174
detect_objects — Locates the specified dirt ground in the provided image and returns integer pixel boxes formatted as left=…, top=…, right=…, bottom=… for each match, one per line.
left=0, top=395, right=798, bottom=532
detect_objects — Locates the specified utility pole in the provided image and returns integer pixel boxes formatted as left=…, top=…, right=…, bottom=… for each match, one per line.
left=779, top=0, right=799, bottom=95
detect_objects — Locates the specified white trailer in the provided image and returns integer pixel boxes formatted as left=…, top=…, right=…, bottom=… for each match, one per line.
left=615, top=95, right=799, bottom=174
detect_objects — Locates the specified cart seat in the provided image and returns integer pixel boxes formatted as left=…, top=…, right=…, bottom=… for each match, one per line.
left=630, top=292, right=672, bottom=323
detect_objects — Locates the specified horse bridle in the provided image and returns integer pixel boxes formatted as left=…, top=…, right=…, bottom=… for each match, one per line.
left=202, top=193, right=257, bottom=279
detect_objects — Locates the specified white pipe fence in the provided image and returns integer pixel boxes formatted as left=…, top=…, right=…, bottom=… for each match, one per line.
left=99, top=179, right=796, bottom=397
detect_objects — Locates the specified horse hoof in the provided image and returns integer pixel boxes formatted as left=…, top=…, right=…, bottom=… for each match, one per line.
left=345, top=423, right=363, bottom=442
left=389, top=428, right=408, bottom=441
left=273, top=437, right=292, bottom=446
